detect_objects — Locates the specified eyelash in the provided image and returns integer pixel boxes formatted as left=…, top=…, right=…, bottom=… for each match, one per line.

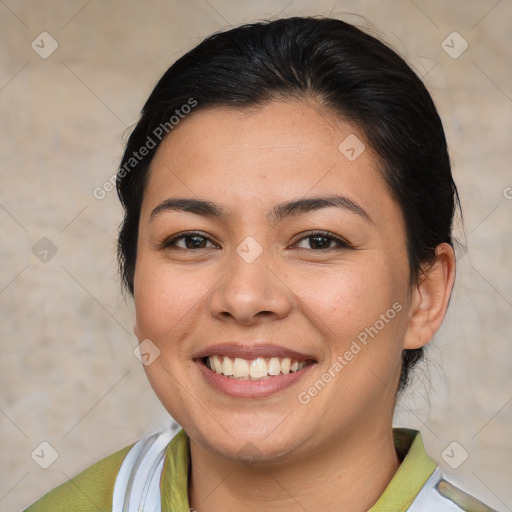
left=160, top=230, right=352, bottom=251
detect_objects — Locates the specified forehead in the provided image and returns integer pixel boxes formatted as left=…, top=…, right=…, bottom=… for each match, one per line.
left=143, top=100, right=401, bottom=226
left=152, top=100, right=361, bottom=171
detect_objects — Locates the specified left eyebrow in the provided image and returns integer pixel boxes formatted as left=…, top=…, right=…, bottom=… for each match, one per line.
left=150, top=198, right=223, bottom=220
left=268, top=195, right=373, bottom=224
left=149, top=194, right=373, bottom=224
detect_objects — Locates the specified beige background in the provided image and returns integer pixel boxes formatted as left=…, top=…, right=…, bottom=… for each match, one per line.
left=1, top=1, right=511, bottom=511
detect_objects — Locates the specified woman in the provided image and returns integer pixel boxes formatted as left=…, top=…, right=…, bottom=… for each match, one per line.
left=24, top=16, right=497, bottom=512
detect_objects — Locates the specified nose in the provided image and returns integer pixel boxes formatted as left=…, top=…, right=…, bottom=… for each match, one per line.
left=208, top=243, right=293, bottom=326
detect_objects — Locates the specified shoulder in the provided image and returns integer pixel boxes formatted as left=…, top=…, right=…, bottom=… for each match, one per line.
left=23, top=442, right=134, bottom=512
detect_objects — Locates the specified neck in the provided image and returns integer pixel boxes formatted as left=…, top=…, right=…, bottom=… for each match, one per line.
left=188, top=423, right=400, bottom=512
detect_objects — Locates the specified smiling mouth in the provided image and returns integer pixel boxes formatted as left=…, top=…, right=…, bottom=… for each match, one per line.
left=203, top=355, right=316, bottom=380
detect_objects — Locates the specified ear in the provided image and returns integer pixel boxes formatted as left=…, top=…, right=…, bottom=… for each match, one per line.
left=404, top=243, right=456, bottom=350
left=133, top=321, right=140, bottom=340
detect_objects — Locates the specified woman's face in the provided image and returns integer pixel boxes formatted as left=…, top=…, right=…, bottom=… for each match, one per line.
left=133, top=100, right=414, bottom=462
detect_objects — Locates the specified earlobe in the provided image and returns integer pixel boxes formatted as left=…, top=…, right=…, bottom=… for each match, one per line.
left=133, top=321, right=140, bottom=340
left=404, top=243, right=456, bottom=350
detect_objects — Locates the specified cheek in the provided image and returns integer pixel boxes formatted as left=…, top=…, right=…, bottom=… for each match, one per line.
left=297, top=262, right=400, bottom=340
left=133, top=256, right=204, bottom=341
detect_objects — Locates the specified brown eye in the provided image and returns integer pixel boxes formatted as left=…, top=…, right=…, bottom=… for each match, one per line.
left=162, top=232, right=217, bottom=250
left=183, top=235, right=209, bottom=249
left=294, top=231, right=351, bottom=250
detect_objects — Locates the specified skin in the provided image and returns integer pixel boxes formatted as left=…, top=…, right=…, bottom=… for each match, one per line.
left=133, top=100, right=456, bottom=511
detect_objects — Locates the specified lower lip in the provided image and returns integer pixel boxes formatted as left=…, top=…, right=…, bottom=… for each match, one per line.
left=195, top=360, right=315, bottom=398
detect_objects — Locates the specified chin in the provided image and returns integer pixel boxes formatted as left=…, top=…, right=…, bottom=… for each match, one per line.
left=217, top=436, right=300, bottom=465
left=186, top=414, right=310, bottom=465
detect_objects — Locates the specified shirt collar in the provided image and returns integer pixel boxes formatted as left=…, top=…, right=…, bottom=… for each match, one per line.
left=369, top=428, right=437, bottom=511
left=161, top=427, right=437, bottom=511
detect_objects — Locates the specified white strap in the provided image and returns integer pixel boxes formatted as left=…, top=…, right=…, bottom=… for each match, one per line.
left=112, top=429, right=174, bottom=512
left=407, top=467, right=465, bottom=511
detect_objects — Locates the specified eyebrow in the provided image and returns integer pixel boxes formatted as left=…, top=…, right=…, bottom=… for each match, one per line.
left=149, top=195, right=373, bottom=224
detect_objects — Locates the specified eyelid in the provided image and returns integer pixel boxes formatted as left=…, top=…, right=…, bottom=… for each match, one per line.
left=160, top=230, right=352, bottom=250
left=160, top=230, right=220, bottom=249
left=289, top=230, right=353, bottom=250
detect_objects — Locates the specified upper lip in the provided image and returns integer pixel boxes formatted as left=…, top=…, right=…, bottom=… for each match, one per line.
left=193, top=342, right=317, bottom=361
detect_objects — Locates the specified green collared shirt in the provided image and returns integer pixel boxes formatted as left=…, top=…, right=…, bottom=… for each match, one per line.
left=24, top=428, right=495, bottom=511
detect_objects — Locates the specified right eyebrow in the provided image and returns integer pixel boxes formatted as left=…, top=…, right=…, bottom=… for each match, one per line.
left=149, top=198, right=224, bottom=221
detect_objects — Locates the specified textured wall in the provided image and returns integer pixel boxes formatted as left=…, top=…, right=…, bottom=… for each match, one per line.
left=1, top=1, right=510, bottom=511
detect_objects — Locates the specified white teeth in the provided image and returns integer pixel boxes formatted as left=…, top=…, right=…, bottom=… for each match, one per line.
left=212, top=355, right=223, bottom=373
left=222, top=356, right=234, bottom=376
left=280, top=357, right=291, bottom=374
left=233, top=357, right=249, bottom=378
left=268, top=357, right=281, bottom=375
left=249, top=358, right=268, bottom=378
left=206, top=355, right=309, bottom=379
